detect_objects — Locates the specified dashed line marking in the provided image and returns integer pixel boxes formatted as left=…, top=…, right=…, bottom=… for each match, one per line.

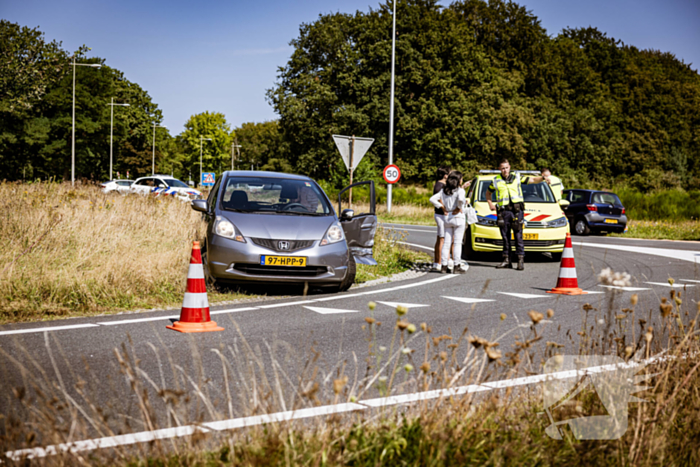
left=598, top=285, right=651, bottom=291
left=497, top=292, right=552, bottom=299
left=0, top=323, right=100, bottom=336
left=443, top=296, right=495, bottom=304
left=304, top=306, right=359, bottom=315
left=645, top=281, right=695, bottom=288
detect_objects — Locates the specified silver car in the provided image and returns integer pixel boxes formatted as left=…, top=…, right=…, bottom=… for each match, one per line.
left=191, top=171, right=377, bottom=292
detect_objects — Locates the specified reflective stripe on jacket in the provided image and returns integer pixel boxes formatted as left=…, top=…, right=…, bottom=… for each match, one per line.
left=548, top=175, right=564, bottom=201
left=491, top=173, right=524, bottom=207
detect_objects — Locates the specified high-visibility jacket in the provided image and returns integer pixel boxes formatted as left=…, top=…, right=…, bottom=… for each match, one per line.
left=547, top=175, right=564, bottom=201
left=490, top=173, right=524, bottom=207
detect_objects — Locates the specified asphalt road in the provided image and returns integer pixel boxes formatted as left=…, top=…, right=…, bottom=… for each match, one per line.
left=1, top=224, right=699, bottom=443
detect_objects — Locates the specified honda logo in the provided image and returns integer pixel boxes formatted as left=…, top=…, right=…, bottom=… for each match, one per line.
left=278, top=241, right=290, bottom=251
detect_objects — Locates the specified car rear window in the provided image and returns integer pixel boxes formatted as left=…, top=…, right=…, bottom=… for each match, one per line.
left=220, top=176, right=332, bottom=215
left=593, top=192, right=623, bottom=206
left=475, top=180, right=556, bottom=203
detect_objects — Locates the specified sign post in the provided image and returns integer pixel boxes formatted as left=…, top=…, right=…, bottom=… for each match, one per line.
left=332, top=134, right=374, bottom=206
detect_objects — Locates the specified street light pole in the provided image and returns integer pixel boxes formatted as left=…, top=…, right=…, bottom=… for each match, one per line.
left=107, top=98, right=129, bottom=180
left=231, top=141, right=242, bottom=170
left=71, top=57, right=102, bottom=186
left=200, top=136, right=212, bottom=185
left=152, top=123, right=167, bottom=175
left=387, top=0, right=397, bottom=213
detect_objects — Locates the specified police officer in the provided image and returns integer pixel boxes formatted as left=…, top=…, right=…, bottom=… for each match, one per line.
left=541, top=168, right=564, bottom=202
left=486, top=159, right=534, bottom=271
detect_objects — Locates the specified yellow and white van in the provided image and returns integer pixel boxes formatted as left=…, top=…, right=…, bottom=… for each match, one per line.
left=464, top=171, right=570, bottom=260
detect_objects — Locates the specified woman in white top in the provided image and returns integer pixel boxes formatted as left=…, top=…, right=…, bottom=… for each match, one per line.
left=429, top=170, right=469, bottom=274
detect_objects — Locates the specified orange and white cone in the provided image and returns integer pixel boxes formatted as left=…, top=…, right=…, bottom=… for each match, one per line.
left=166, top=241, right=224, bottom=333
left=547, top=233, right=587, bottom=296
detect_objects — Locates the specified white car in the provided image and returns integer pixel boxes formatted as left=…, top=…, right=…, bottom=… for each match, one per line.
left=101, top=179, right=134, bottom=194
left=130, top=175, right=202, bottom=201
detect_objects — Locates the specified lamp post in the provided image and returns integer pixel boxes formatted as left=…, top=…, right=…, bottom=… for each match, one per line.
left=71, top=57, right=102, bottom=186
left=200, top=136, right=212, bottom=185
left=387, top=0, right=397, bottom=213
left=231, top=141, right=242, bottom=170
left=152, top=123, right=167, bottom=175
left=107, top=98, right=129, bottom=180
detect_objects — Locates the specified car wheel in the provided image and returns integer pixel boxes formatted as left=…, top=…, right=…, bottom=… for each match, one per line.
left=201, top=243, right=217, bottom=291
left=574, top=219, right=590, bottom=236
left=337, top=254, right=356, bottom=292
left=551, top=252, right=562, bottom=262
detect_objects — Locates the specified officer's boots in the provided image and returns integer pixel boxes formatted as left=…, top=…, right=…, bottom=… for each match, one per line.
left=496, top=255, right=512, bottom=269
left=517, top=255, right=525, bottom=271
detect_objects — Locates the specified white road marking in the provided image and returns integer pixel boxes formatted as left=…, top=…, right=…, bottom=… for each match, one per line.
left=497, top=292, right=552, bottom=299
left=99, top=315, right=180, bottom=325
left=383, top=227, right=437, bottom=233
left=645, top=282, right=695, bottom=288
left=0, top=275, right=457, bottom=337
left=443, top=296, right=495, bottom=304
left=7, top=354, right=663, bottom=461
left=376, top=301, right=429, bottom=309
left=579, top=291, right=605, bottom=295
left=304, top=306, right=359, bottom=314
left=573, top=241, right=700, bottom=264
left=0, top=324, right=100, bottom=336
left=396, top=241, right=434, bottom=251
left=681, top=279, right=700, bottom=283
left=598, top=285, right=651, bottom=291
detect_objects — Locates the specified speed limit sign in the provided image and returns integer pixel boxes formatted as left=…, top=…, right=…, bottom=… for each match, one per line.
left=383, top=164, right=401, bottom=184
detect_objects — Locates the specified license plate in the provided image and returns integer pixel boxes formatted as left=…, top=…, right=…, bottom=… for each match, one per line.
left=604, top=219, right=618, bottom=224
left=260, top=255, right=307, bottom=267
left=512, top=233, right=539, bottom=240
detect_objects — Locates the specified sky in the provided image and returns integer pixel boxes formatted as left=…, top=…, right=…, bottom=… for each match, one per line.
left=3, top=0, right=699, bottom=135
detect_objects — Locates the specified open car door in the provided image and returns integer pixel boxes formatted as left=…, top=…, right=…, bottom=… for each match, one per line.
left=338, top=181, right=378, bottom=265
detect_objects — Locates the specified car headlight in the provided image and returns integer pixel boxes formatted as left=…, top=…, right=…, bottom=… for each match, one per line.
left=320, top=222, right=344, bottom=246
left=214, top=216, right=245, bottom=242
left=476, top=215, right=498, bottom=227
left=545, top=217, right=568, bottom=228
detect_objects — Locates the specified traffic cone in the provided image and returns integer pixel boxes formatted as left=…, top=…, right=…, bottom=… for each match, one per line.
left=166, top=241, right=224, bottom=333
left=547, top=233, right=587, bottom=296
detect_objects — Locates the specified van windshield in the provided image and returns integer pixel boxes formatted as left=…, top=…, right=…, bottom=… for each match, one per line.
left=475, top=180, right=557, bottom=203
left=220, top=176, right=332, bottom=215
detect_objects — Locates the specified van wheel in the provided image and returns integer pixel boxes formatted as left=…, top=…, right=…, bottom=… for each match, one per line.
left=551, top=252, right=562, bottom=262
left=338, top=254, right=356, bottom=292
left=574, top=219, right=590, bottom=236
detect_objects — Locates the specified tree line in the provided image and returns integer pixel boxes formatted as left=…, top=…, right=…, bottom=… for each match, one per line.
left=2, top=0, right=699, bottom=192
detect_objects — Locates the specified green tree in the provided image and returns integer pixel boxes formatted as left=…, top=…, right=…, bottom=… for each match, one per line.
left=180, top=111, right=233, bottom=183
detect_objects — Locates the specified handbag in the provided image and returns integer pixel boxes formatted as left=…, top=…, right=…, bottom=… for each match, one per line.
left=465, top=203, right=478, bottom=225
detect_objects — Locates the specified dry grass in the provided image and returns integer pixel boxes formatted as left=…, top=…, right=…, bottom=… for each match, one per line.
left=1, top=273, right=699, bottom=465
left=0, top=181, right=243, bottom=322
left=350, top=202, right=434, bottom=226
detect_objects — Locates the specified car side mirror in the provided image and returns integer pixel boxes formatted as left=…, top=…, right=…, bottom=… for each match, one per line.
left=558, top=199, right=570, bottom=208
left=191, top=199, right=209, bottom=213
left=340, top=209, right=354, bottom=221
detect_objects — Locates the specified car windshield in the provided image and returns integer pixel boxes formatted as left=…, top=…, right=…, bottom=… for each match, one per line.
left=593, top=192, right=623, bottom=206
left=164, top=178, right=189, bottom=188
left=475, top=179, right=556, bottom=203
left=220, top=176, right=332, bottom=215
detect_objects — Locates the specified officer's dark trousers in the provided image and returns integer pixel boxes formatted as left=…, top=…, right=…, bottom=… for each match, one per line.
left=500, top=209, right=524, bottom=257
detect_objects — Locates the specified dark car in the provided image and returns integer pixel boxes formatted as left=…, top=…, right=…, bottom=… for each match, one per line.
left=191, top=171, right=377, bottom=292
left=562, top=189, right=627, bottom=235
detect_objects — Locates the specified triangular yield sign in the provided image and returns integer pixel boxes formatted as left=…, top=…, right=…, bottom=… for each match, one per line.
left=304, top=306, right=359, bottom=315
left=377, top=301, right=429, bottom=309
left=332, top=135, right=374, bottom=170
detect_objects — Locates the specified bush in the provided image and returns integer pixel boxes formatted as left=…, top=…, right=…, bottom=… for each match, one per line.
left=617, top=187, right=700, bottom=221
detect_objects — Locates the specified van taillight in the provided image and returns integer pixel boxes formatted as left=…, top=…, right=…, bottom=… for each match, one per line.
left=622, top=208, right=625, bottom=214
left=586, top=204, right=597, bottom=212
